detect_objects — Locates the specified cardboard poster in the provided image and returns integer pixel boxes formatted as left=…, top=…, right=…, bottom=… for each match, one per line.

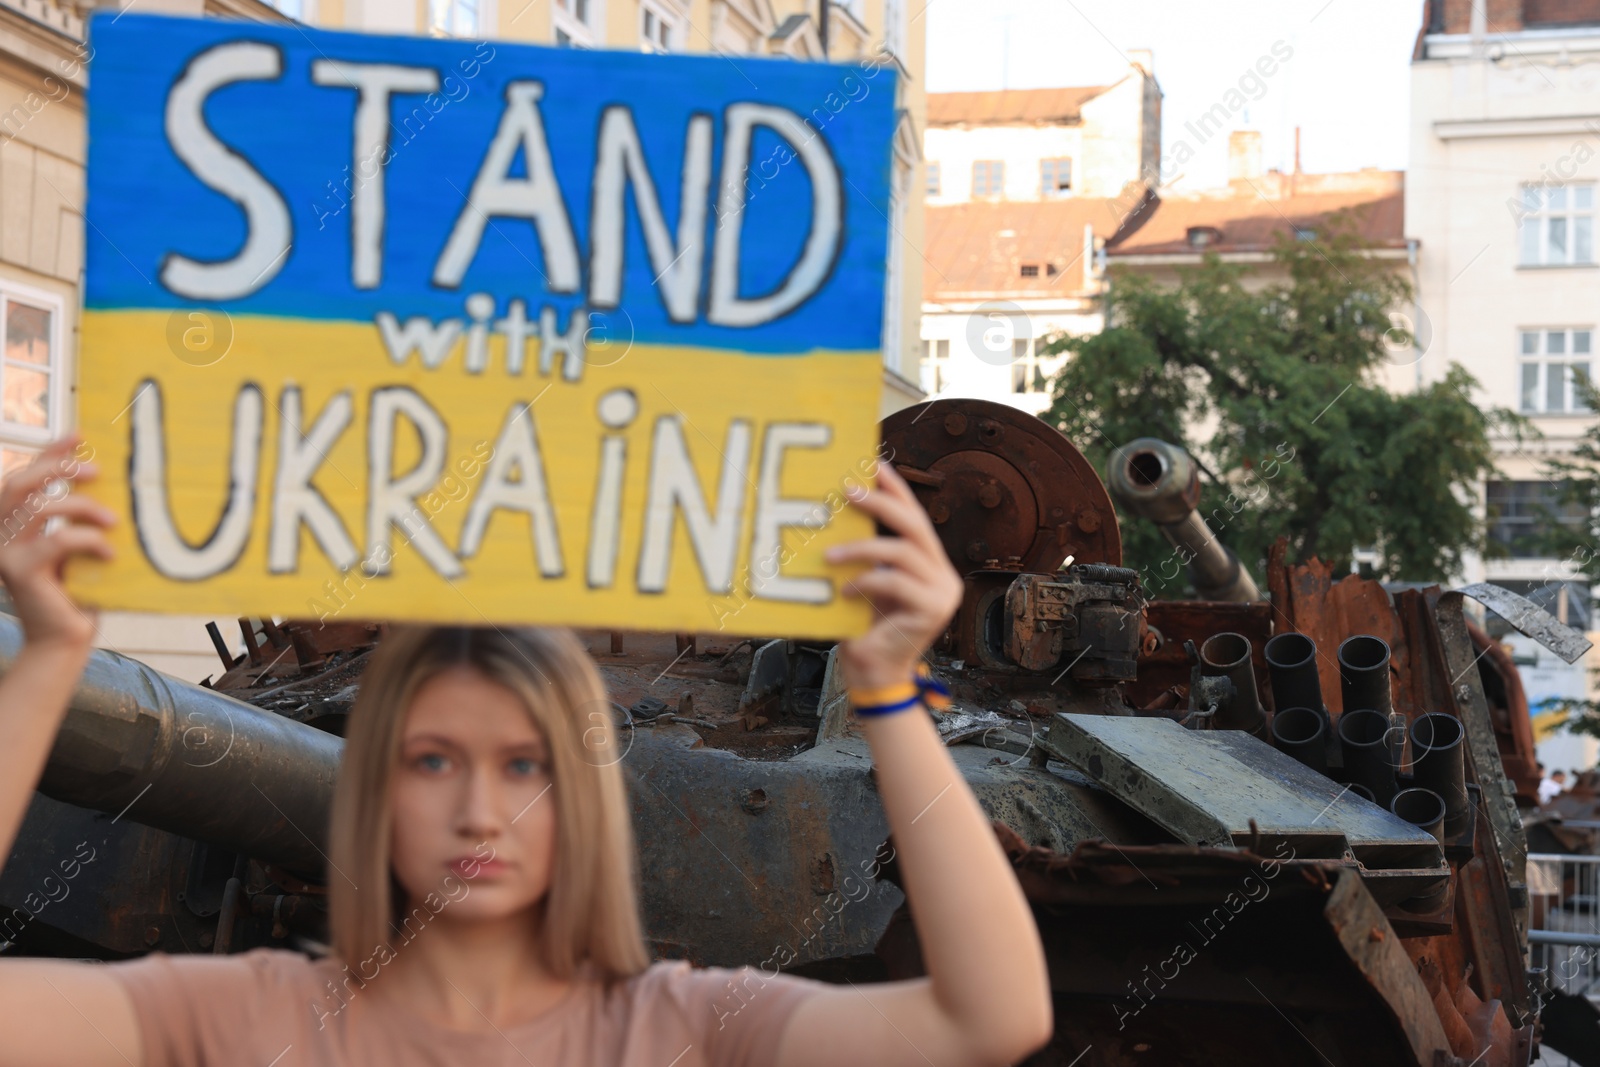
left=72, top=14, right=896, bottom=638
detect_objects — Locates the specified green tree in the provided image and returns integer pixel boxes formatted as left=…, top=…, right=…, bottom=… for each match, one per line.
left=1041, top=219, right=1519, bottom=598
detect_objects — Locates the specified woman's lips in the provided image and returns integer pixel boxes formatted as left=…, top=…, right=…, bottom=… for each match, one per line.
left=450, top=857, right=508, bottom=878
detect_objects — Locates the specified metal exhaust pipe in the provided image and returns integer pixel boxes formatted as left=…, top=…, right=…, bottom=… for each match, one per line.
left=1270, top=706, right=1327, bottom=774
left=1339, top=634, right=1403, bottom=767
left=1410, top=713, right=1468, bottom=838
left=1266, top=633, right=1324, bottom=725
left=1338, top=635, right=1394, bottom=718
left=1200, top=632, right=1266, bottom=735
left=1391, top=787, right=1447, bottom=842
left=1338, top=708, right=1399, bottom=807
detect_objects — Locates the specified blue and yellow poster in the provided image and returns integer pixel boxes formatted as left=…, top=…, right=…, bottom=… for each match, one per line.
left=72, top=14, right=896, bottom=638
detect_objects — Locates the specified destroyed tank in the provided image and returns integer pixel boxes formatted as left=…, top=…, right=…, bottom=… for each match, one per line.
left=0, top=398, right=1583, bottom=1066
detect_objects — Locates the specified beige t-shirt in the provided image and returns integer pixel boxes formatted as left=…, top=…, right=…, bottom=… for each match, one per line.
left=107, top=947, right=821, bottom=1067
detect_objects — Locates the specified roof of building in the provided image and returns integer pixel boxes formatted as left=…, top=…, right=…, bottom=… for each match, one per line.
left=926, top=86, right=1110, bottom=128
left=1107, top=172, right=1406, bottom=257
left=923, top=196, right=1147, bottom=302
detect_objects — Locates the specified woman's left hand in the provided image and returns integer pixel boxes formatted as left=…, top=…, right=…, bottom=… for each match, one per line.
left=824, top=462, right=963, bottom=692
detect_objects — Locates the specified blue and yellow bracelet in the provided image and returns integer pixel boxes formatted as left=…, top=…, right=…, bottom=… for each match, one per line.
left=849, top=663, right=953, bottom=717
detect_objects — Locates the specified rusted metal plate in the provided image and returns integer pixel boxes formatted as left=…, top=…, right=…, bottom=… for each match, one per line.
left=1048, top=714, right=1447, bottom=903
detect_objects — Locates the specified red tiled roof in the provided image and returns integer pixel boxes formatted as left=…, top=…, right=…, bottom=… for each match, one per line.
left=923, top=198, right=1141, bottom=301
left=1108, top=176, right=1406, bottom=257
left=927, top=86, right=1110, bottom=128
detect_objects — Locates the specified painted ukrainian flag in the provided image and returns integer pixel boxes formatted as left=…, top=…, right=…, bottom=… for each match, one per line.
left=72, top=14, right=897, bottom=639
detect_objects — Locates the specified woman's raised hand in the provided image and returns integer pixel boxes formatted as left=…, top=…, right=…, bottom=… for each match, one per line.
left=0, top=436, right=115, bottom=651
left=824, top=461, right=963, bottom=691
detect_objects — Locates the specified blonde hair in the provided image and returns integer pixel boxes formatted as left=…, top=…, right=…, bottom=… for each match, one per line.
left=327, top=625, right=649, bottom=983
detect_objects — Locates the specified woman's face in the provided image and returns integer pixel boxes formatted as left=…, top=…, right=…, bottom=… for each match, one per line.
left=389, top=666, right=558, bottom=925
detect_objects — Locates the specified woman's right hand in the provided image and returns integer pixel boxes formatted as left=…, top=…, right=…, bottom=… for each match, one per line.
left=0, top=436, right=116, bottom=651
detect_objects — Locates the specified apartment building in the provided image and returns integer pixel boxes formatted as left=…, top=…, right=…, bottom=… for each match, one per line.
left=1409, top=0, right=1600, bottom=768
left=0, top=0, right=923, bottom=680
left=919, top=63, right=1161, bottom=415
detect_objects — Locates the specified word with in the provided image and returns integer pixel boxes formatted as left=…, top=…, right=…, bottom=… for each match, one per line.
left=310, top=439, right=495, bottom=625
left=377, top=298, right=616, bottom=383
left=711, top=843, right=897, bottom=1029
left=312, top=42, right=498, bottom=231
left=165, top=43, right=846, bottom=332
left=1113, top=839, right=1296, bottom=1031
left=708, top=440, right=896, bottom=630
left=0, top=840, right=98, bottom=946
left=310, top=844, right=491, bottom=1030
left=130, top=381, right=833, bottom=606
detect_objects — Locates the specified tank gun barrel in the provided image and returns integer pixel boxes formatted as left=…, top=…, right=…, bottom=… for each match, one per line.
left=0, top=614, right=341, bottom=876
left=1106, top=438, right=1262, bottom=602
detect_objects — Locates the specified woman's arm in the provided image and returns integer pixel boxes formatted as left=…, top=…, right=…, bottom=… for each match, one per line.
left=0, top=437, right=147, bottom=1067
left=773, top=463, right=1052, bottom=1067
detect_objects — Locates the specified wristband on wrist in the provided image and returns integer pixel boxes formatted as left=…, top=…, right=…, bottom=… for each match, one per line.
left=848, top=663, right=953, bottom=718
left=848, top=680, right=921, bottom=717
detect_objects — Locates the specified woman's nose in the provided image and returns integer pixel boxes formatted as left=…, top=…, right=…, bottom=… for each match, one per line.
left=454, top=763, right=505, bottom=837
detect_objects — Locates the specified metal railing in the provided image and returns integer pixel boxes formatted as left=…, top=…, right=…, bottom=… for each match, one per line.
left=1528, top=853, right=1600, bottom=1000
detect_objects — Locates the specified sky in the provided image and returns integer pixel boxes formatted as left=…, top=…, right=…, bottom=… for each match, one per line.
left=923, top=0, right=1423, bottom=191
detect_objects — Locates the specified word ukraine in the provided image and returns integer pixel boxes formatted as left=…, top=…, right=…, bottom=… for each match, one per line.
left=74, top=15, right=898, bottom=639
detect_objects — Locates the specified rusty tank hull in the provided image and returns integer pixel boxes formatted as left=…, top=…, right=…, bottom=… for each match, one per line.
left=0, top=398, right=1576, bottom=1066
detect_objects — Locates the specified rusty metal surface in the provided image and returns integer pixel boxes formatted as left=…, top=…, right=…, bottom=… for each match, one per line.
left=979, top=833, right=1458, bottom=1066
left=0, top=399, right=1553, bottom=1065
left=880, top=398, right=1121, bottom=573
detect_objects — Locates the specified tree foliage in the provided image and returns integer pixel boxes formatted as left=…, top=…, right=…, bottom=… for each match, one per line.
left=1041, top=220, right=1518, bottom=597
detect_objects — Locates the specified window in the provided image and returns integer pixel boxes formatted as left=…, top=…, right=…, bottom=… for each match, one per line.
left=265, top=0, right=308, bottom=19
left=1294, top=226, right=1318, bottom=241
left=427, top=0, right=479, bottom=36
left=1519, top=184, right=1595, bottom=266
left=1019, top=264, right=1039, bottom=278
left=921, top=339, right=950, bottom=395
left=1187, top=226, right=1222, bottom=249
left=1486, top=481, right=1588, bottom=560
left=1040, top=158, right=1071, bottom=197
left=1519, top=328, right=1593, bottom=413
left=926, top=162, right=940, bottom=197
left=0, top=291, right=63, bottom=480
left=971, top=160, right=1005, bottom=199
left=1011, top=338, right=1059, bottom=394
left=641, top=1, right=679, bottom=52
left=553, top=0, right=594, bottom=47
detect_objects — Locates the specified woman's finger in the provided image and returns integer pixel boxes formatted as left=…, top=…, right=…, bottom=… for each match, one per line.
left=846, top=479, right=944, bottom=558
left=843, top=568, right=937, bottom=615
left=824, top=536, right=922, bottom=571
left=0, top=440, right=95, bottom=518
left=25, top=525, right=116, bottom=575
left=0, top=496, right=116, bottom=545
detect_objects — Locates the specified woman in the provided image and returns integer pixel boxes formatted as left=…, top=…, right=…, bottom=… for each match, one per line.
left=0, top=435, right=1051, bottom=1067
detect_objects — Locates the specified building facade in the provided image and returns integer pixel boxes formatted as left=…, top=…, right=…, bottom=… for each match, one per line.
left=1409, top=0, right=1600, bottom=769
left=0, top=0, right=923, bottom=680
left=918, top=69, right=1160, bottom=416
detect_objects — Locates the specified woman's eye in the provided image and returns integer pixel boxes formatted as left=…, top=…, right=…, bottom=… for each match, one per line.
left=415, top=753, right=448, bottom=773
left=508, top=757, right=545, bottom=777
